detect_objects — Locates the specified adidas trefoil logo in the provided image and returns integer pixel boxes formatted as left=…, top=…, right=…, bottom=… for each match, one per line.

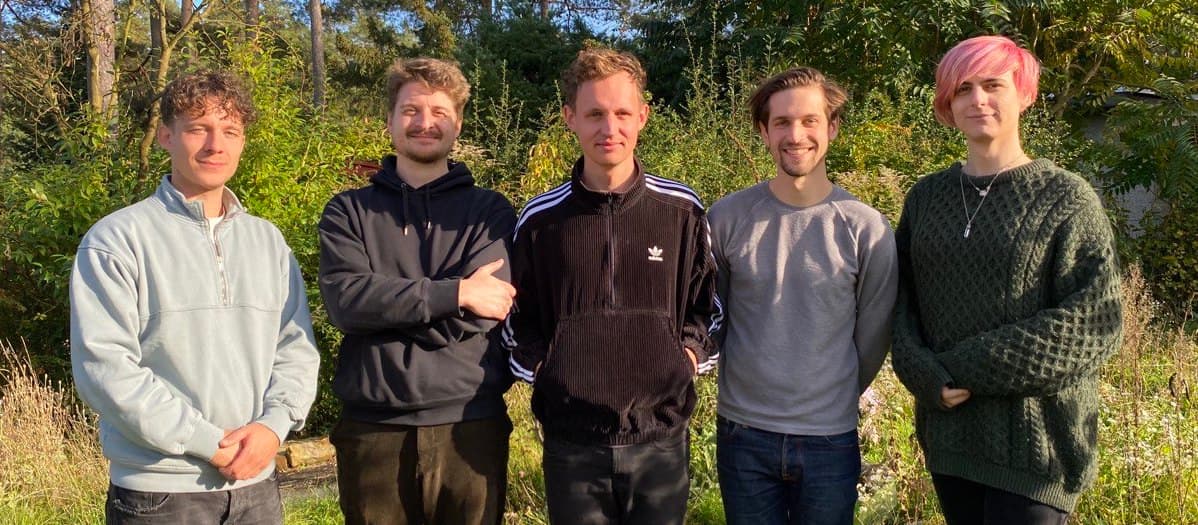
left=647, top=246, right=664, bottom=262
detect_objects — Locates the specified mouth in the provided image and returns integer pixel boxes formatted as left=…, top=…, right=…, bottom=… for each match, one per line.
left=781, top=145, right=815, bottom=157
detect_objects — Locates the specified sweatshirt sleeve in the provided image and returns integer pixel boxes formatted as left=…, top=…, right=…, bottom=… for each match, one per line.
left=317, top=194, right=462, bottom=337
left=503, top=219, right=548, bottom=383
left=889, top=188, right=957, bottom=410
left=934, top=194, right=1123, bottom=397
left=434, top=201, right=516, bottom=339
left=683, top=212, right=720, bottom=374
left=254, top=252, right=321, bottom=443
left=853, top=213, right=898, bottom=394
left=70, top=247, right=224, bottom=461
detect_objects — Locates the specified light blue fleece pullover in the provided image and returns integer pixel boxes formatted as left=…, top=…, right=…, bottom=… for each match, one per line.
left=70, top=176, right=320, bottom=492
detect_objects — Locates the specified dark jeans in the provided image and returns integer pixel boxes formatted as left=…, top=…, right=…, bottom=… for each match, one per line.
left=105, top=474, right=282, bottom=525
left=716, top=416, right=860, bottom=525
left=542, top=433, right=690, bottom=525
left=331, top=415, right=512, bottom=525
left=932, top=473, right=1069, bottom=525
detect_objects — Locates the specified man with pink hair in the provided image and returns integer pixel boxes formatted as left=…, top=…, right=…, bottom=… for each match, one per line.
left=891, top=35, right=1123, bottom=523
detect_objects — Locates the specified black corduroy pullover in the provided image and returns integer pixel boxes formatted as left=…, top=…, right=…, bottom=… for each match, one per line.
left=504, top=158, right=721, bottom=446
left=318, top=155, right=516, bottom=426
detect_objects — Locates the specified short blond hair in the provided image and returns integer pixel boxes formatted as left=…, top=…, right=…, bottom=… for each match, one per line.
left=384, top=58, right=471, bottom=117
left=561, top=46, right=647, bottom=108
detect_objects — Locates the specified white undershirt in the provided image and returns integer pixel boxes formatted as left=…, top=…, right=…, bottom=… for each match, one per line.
left=207, top=215, right=224, bottom=238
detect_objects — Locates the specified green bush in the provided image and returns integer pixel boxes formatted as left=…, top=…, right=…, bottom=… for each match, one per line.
left=1137, top=202, right=1198, bottom=313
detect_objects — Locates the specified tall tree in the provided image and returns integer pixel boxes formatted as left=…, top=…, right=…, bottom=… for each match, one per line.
left=245, top=0, right=260, bottom=30
left=137, top=0, right=212, bottom=175
left=311, top=0, right=326, bottom=108
left=82, top=0, right=117, bottom=118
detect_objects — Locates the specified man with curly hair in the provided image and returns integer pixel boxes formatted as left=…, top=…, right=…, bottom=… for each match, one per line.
left=70, top=70, right=320, bottom=524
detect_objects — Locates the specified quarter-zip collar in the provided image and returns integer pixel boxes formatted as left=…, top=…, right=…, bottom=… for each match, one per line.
left=156, top=175, right=245, bottom=224
left=569, top=157, right=647, bottom=213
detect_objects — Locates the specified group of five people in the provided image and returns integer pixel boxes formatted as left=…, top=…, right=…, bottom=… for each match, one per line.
left=70, top=34, right=1122, bottom=525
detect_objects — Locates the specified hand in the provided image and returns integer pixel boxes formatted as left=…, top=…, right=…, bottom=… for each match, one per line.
left=940, top=386, right=971, bottom=409
left=459, top=259, right=516, bottom=320
left=217, top=423, right=281, bottom=481
left=684, top=347, right=698, bottom=374
left=209, top=430, right=241, bottom=469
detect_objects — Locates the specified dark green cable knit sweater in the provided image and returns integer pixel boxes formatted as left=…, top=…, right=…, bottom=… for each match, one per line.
left=892, top=158, right=1123, bottom=512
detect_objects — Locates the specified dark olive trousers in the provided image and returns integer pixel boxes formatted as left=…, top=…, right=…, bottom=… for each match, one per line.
left=331, top=415, right=512, bottom=525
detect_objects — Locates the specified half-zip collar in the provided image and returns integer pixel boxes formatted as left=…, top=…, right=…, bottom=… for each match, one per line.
left=371, top=154, right=475, bottom=235
left=157, top=175, right=245, bottom=225
left=569, top=157, right=647, bottom=213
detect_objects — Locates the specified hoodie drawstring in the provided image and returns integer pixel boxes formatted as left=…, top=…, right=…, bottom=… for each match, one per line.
left=424, top=191, right=432, bottom=231
left=399, top=182, right=433, bottom=235
left=401, top=183, right=412, bottom=236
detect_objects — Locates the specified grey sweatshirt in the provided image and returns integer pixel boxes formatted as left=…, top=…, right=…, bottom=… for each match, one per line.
left=70, top=177, right=320, bottom=492
left=708, top=182, right=897, bottom=435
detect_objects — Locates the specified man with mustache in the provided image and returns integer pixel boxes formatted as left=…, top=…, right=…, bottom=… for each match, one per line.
left=707, top=67, right=898, bottom=525
left=318, top=57, right=517, bottom=525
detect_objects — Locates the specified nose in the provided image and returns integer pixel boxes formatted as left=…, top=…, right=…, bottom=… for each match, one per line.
left=963, top=87, right=986, bottom=107
left=204, top=130, right=225, bottom=152
left=599, top=114, right=618, bottom=135
left=783, top=121, right=803, bottom=143
left=411, top=108, right=434, bottom=128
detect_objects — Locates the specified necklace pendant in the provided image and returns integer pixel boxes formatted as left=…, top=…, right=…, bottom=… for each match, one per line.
left=978, top=189, right=988, bottom=197
left=964, top=224, right=971, bottom=238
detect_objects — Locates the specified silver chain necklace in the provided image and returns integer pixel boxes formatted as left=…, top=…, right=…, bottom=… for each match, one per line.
left=958, top=160, right=1021, bottom=238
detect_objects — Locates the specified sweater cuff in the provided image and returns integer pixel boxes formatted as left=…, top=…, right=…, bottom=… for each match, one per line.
left=183, top=419, right=225, bottom=461
left=255, top=407, right=297, bottom=444
left=919, top=363, right=957, bottom=411
left=428, top=278, right=462, bottom=319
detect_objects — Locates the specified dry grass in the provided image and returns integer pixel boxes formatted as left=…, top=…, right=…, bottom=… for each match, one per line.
left=0, top=339, right=107, bottom=522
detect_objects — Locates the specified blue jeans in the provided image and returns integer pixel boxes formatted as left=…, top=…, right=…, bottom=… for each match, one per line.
left=716, top=416, right=860, bottom=525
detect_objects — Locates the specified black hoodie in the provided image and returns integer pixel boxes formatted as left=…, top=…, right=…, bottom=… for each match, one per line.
left=318, top=155, right=516, bottom=425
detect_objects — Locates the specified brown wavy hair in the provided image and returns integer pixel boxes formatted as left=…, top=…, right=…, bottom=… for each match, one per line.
left=159, top=70, right=257, bottom=127
left=384, top=58, right=471, bottom=118
left=748, top=67, right=848, bottom=130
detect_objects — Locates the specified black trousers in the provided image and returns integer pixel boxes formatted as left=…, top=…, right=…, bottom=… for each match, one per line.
left=542, top=433, right=690, bottom=525
left=106, top=474, right=282, bottom=525
left=932, top=473, right=1069, bottom=525
left=331, top=415, right=512, bottom=525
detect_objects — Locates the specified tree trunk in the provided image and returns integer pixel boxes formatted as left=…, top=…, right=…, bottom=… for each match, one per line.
left=138, top=0, right=208, bottom=175
left=481, top=0, right=492, bottom=20
left=245, top=0, right=259, bottom=32
left=83, top=0, right=117, bottom=118
left=181, top=0, right=194, bottom=24
left=539, top=0, right=549, bottom=19
left=309, top=0, right=326, bottom=109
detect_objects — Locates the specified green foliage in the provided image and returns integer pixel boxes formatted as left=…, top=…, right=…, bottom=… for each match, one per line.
left=0, top=124, right=149, bottom=373
left=1097, top=78, right=1198, bottom=202
left=1137, top=202, right=1198, bottom=313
